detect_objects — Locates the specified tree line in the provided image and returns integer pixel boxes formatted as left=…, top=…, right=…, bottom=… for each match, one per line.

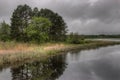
left=0, top=4, right=67, bottom=43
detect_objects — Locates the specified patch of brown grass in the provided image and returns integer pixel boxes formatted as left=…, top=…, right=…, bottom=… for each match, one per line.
left=0, top=41, right=119, bottom=67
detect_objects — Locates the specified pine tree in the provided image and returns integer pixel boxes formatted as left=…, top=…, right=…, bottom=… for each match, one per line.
left=32, top=7, right=39, bottom=17
left=11, top=4, right=32, bottom=41
left=0, top=21, right=10, bottom=41
left=39, top=8, right=67, bottom=41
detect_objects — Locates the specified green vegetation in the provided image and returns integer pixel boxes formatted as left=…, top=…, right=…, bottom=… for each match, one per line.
left=0, top=21, right=10, bottom=41
left=11, top=4, right=32, bottom=41
left=9, top=4, right=67, bottom=42
left=39, top=8, right=67, bottom=41
left=25, top=17, right=52, bottom=43
left=66, top=32, right=84, bottom=44
left=0, top=4, right=86, bottom=45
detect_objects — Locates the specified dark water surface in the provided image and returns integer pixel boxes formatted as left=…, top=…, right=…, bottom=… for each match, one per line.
left=1, top=45, right=120, bottom=80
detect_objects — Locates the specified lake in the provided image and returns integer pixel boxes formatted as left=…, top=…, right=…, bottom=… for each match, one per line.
left=1, top=45, right=120, bottom=80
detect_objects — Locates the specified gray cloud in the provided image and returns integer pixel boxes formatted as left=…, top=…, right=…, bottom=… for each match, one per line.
left=0, top=0, right=120, bottom=34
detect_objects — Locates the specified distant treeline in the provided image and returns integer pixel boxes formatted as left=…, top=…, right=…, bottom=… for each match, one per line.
left=76, top=35, right=120, bottom=38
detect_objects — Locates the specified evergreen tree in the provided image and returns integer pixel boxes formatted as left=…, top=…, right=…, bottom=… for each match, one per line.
left=11, top=4, right=32, bottom=41
left=0, top=21, right=10, bottom=41
left=39, top=8, right=67, bottom=41
left=32, top=7, right=39, bottom=17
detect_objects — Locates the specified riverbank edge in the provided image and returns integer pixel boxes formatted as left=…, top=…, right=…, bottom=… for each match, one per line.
left=0, top=41, right=120, bottom=67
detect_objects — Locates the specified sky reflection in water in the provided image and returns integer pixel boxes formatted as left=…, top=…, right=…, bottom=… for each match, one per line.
left=1, top=45, right=120, bottom=80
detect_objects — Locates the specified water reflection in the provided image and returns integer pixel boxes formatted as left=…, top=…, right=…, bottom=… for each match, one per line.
left=58, top=45, right=120, bottom=80
left=11, top=54, right=67, bottom=80
left=90, top=58, right=120, bottom=80
left=1, top=45, right=120, bottom=80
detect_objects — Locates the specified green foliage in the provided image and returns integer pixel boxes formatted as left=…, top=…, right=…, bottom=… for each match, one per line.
left=11, top=4, right=32, bottom=41
left=66, top=32, right=82, bottom=44
left=9, top=5, right=68, bottom=43
left=32, top=7, right=39, bottom=17
left=25, top=17, right=52, bottom=43
left=39, top=8, right=67, bottom=41
left=0, top=21, right=10, bottom=41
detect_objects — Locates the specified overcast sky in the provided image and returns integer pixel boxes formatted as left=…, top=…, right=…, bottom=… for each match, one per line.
left=0, top=0, right=120, bottom=34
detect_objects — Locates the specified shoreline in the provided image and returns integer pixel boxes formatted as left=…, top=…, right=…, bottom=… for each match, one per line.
left=0, top=41, right=120, bottom=67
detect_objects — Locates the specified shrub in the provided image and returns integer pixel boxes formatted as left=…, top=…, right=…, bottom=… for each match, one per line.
left=66, top=32, right=82, bottom=44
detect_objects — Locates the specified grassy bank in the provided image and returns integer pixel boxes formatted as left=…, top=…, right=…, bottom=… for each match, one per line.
left=0, top=40, right=120, bottom=67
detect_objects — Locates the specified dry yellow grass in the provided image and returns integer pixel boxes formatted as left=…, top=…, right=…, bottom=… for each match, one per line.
left=0, top=41, right=119, bottom=67
left=0, top=42, right=70, bottom=54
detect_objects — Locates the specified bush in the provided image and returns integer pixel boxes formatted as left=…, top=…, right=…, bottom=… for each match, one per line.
left=66, top=32, right=83, bottom=44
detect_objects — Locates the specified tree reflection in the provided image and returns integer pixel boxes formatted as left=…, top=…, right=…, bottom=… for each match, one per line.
left=11, top=54, right=67, bottom=80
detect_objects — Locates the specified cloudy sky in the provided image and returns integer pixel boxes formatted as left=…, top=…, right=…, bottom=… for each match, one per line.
left=0, top=0, right=120, bottom=34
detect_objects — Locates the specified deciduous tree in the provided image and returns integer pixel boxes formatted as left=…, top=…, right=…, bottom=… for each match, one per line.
left=25, top=17, right=52, bottom=43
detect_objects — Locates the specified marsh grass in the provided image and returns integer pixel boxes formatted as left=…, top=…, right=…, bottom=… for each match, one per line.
left=0, top=40, right=119, bottom=67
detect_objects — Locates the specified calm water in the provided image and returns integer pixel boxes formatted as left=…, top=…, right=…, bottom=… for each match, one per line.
left=1, top=45, right=120, bottom=80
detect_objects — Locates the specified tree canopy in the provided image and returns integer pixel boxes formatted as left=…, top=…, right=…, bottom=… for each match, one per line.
left=1, top=4, right=68, bottom=43
left=0, top=21, right=10, bottom=41
left=25, top=17, right=52, bottom=43
left=11, top=4, right=32, bottom=41
left=39, top=8, right=67, bottom=41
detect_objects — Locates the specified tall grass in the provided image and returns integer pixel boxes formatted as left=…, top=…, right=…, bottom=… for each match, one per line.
left=0, top=40, right=119, bottom=67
